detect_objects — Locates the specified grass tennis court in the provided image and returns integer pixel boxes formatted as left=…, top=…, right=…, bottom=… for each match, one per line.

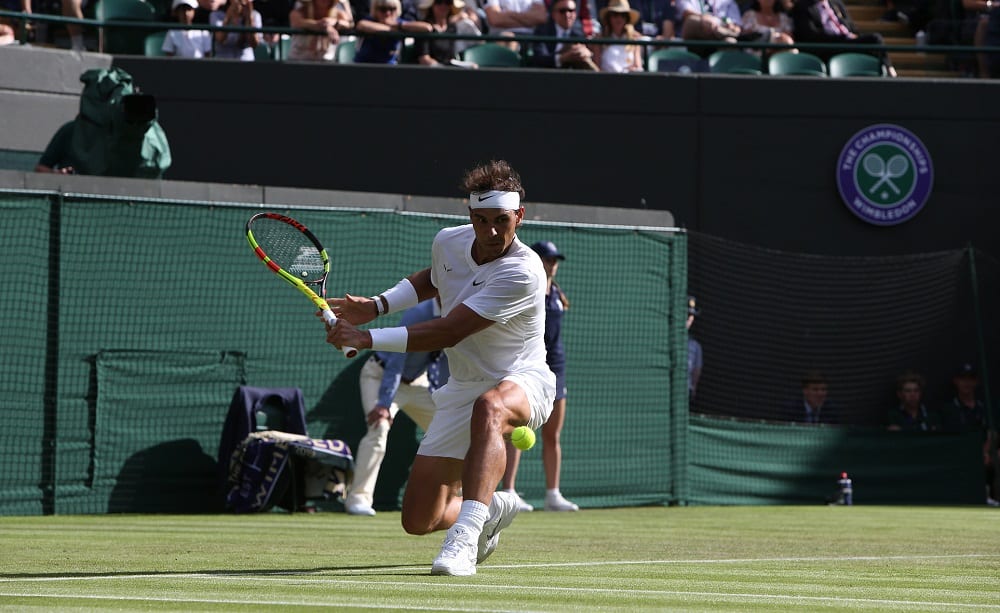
left=1, top=505, right=997, bottom=611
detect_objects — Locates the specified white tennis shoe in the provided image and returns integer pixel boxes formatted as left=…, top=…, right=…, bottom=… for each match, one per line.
left=431, top=525, right=478, bottom=576
left=544, top=491, right=579, bottom=512
left=477, top=491, right=520, bottom=564
left=344, top=500, right=376, bottom=516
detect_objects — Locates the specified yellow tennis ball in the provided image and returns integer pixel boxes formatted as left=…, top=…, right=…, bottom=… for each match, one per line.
left=511, top=426, right=536, bottom=451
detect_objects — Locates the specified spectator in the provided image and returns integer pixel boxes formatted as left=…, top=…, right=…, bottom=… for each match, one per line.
left=741, top=0, right=795, bottom=46
left=210, top=0, right=262, bottom=60
left=985, top=0, right=1000, bottom=77
left=163, top=0, right=214, bottom=57
left=887, top=370, right=940, bottom=431
left=344, top=299, right=449, bottom=516
left=0, top=23, right=14, bottom=46
left=938, top=362, right=999, bottom=506
left=61, top=0, right=87, bottom=50
left=782, top=370, right=840, bottom=424
left=687, top=295, right=702, bottom=401
left=632, top=0, right=680, bottom=40
left=527, top=0, right=599, bottom=69
left=354, top=0, right=433, bottom=64
left=415, top=0, right=482, bottom=66
left=194, top=0, right=226, bottom=24
left=483, top=0, right=547, bottom=50
left=0, top=0, right=29, bottom=46
left=677, top=0, right=749, bottom=44
left=790, top=0, right=898, bottom=76
left=287, top=0, right=351, bottom=61
left=502, top=241, right=579, bottom=513
left=594, top=0, right=644, bottom=72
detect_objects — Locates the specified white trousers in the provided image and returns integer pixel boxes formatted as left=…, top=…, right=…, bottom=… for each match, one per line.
left=346, top=356, right=437, bottom=508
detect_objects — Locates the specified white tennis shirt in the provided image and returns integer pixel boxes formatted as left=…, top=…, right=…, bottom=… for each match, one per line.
left=429, top=224, right=550, bottom=384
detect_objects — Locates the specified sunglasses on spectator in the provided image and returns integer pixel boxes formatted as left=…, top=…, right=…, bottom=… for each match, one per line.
left=375, top=4, right=399, bottom=11
left=556, top=6, right=577, bottom=13
left=434, top=0, right=452, bottom=4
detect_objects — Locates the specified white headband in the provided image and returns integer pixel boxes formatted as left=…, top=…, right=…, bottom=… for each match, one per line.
left=469, top=190, right=521, bottom=209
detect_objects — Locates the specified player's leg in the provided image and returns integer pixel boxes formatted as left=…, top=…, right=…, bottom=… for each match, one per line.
left=462, top=380, right=531, bottom=505
left=344, top=357, right=394, bottom=516
left=400, top=454, right=463, bottom=535
left=425, top=384, right=526, bottom=576
left=418, top=377, right=552, bottom=575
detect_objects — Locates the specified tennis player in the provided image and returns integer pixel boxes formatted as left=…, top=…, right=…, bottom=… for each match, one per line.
left=326, top=159, right=555, bottom=577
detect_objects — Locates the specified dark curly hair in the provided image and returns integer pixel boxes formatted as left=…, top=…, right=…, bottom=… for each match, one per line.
left=460, top=159, right=526, bottom=200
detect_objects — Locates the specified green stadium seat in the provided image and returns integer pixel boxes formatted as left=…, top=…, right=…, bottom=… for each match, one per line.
left=708, top=49, right=762, bottom=75
left=647, top=48, right=707, bottom=73
left=143, top=30, right=166, bottom=57
left=461, top=43, right=521, bottom=67
left=827, top=52, right=886, bottom=77
left=336, top=35, right=357, bottom=63
left=767, top=51, right=828, bottom=77
left=95, top=0, right=157, bottom=55
left=267, top=34, right=292, bottom=60
left=254, top=42, right=275, bottom=61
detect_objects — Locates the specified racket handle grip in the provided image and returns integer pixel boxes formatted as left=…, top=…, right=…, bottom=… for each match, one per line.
left=322, top=309, right=358, bottom=358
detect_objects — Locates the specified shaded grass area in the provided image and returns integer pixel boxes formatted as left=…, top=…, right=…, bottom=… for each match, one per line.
left=0, top=506, right=998, bottom=611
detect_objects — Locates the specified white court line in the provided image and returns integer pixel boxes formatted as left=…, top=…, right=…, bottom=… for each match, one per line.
left=2, top=554, right=999, bottom=610
left=2, top=553, right=998, bottom=583
left=0, top=587, right=998, bottom=611
left=0, top=593, right=526, bottom=612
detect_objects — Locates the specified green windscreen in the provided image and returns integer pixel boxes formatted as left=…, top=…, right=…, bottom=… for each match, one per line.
left=0, top=192, right=687, bottom=514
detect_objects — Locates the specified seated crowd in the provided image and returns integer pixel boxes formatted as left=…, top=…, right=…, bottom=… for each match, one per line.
left=2, top=0, right=946, bottom=74
left=7, top=0, right=1000, bottom=78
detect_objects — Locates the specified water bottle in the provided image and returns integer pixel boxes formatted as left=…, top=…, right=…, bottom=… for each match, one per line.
left=838, top=472, right=853, bottom=506
left=915, top=30, right=927, bottom=50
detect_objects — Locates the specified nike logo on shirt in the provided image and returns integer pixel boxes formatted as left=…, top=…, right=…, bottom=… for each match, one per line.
left=472, top=280, right=484, bottom=286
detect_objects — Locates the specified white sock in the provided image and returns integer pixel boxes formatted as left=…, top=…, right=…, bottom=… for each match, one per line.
left=452, top=499, right=489, bottom=534
left=546, top=488, right=561, bottom=499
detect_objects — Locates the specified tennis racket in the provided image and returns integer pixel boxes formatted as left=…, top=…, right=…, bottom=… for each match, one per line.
left=245, top=212, right=357, bottom=358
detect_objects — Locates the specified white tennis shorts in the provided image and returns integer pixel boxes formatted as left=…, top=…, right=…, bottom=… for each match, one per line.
left=418, top=370, right=555, bottom=460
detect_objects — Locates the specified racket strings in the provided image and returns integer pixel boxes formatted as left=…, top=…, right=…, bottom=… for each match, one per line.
left=253, top=219, right=326, bottom=278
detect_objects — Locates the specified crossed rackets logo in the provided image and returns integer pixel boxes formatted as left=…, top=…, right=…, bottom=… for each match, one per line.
left=836, top=124, right=933, bottom=227
left=858, top=147, right=914, bottom=203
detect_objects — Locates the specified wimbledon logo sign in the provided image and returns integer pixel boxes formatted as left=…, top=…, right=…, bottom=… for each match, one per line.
left=836, top=124, right=934, bottom=226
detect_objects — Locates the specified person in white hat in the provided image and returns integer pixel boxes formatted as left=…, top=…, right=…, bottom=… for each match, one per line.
left=163, top=0, right=214, bottom=58
left=593, top=0, right=643, bottom=72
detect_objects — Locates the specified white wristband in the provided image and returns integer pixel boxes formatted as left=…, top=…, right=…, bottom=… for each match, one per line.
left=370, top=296, right=385, bottom=315
left=369, top=327, right=408, bottom=353
left=380, top=278, right=419, bottom=315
